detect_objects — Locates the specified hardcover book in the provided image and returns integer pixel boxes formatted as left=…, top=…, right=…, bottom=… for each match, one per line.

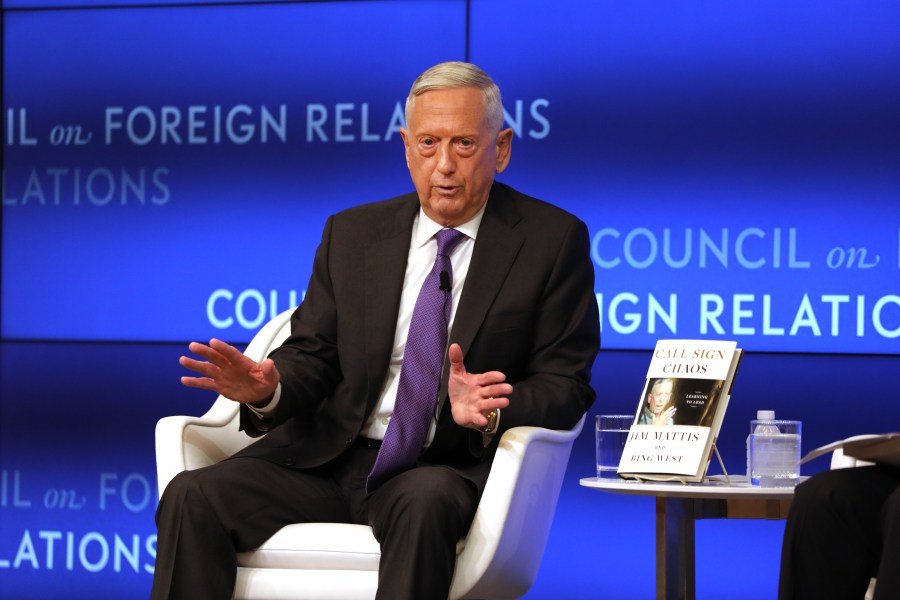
left=617, top=339, right=743, bottom=482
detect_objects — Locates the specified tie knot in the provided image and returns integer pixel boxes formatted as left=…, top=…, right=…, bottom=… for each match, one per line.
left=435, top=228, right=465, bottom=257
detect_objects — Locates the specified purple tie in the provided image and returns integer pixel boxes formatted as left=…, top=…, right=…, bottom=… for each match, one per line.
left=367, top=228, right=466, bottom=492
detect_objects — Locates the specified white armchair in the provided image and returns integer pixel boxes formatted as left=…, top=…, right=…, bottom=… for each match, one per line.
left=156, top=308, right=584, bottom=600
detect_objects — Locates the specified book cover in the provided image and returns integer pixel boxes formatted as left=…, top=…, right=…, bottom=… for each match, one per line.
left=617, top=339, right=742, bottom=482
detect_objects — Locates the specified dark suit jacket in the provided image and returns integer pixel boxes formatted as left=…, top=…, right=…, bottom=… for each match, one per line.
left=235, top=182, right=599, bottom=494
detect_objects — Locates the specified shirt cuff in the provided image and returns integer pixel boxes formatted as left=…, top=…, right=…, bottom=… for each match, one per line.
left=247, top=383, right=281, bottom=417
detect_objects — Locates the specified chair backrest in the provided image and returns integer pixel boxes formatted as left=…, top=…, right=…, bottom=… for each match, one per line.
left=830, top=447, right=861, bottom=469
left=829, top=435, right=877, bottom=470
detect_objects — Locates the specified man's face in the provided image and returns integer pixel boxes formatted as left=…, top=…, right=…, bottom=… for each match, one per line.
left=401, top=87, right=512, bottom=227
left=648, top=380, right=673, bottom=414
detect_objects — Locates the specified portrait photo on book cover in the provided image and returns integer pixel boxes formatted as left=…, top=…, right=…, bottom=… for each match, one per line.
left=637, top=377, right=724, bottom=427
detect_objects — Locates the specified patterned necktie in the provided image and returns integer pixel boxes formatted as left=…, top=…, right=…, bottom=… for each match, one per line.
left=367, top=228, right=466, bottom=492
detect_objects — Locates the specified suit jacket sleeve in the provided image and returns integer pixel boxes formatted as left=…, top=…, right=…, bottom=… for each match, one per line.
left=483, top=215, right=598, bottom=434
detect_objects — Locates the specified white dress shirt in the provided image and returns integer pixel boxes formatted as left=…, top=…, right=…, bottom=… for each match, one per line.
left=251, top=203, right=485, bottom=446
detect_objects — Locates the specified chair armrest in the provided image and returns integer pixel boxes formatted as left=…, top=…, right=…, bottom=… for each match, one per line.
left=451, top=415, right=585, bottom=600
left=156, top=398, right=249, bottom=498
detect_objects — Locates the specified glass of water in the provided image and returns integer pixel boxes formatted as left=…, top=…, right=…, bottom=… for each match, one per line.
left=596, top=415, right=633, bottom=479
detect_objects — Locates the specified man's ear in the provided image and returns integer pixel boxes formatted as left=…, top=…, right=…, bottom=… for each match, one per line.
left=400, top=128, right=411, bottom=168
left=495, top=128, right=513, bottom=173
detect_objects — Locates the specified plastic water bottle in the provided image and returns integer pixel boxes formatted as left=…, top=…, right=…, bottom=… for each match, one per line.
left=747, top=410, right=775, bottom=481
left=747, top=410, right=801, bottom=486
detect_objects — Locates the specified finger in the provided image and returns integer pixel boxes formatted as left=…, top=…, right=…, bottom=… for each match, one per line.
left=473, top=398, right=509, bottom=425
left=481, top=396, right=510, bottom=411
left=180, top=376, right=219, bottom=392
left=478, top=383, right=513, bottom=399
left=187, top=341, right=229, bottom=367
left=472, top=370, right=508, bottom=387
left=258, top=358, right=281, bottom=385
left=179, top=355, right=220, bottom=378
left=464, top=396, right=509, bottom=421
left=448, top=343, right=466, bottom=374
left=209, top=338, right=248, bottom=365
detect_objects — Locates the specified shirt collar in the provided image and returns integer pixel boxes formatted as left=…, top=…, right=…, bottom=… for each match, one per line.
left=413, top=202, right=487, bottom=249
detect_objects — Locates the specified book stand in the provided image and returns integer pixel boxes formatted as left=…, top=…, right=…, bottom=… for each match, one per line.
left=627, top=445, right=732, bottom=485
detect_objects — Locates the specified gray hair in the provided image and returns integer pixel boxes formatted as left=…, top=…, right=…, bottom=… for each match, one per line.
left=406, top=61, right=504, bottom=132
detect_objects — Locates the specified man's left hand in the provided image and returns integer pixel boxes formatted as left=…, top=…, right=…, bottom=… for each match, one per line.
left=447, top=343, right=511, bottom=429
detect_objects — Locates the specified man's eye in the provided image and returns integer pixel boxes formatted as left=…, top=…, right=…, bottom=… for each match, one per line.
left=420, top=138, right=434, bottom=146
left=458, top=139, right=474, bottom=147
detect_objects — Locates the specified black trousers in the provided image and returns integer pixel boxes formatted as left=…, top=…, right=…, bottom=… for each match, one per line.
left=779, top=465, right=900, bottom=600
left=151, top=442, right=479, bottom=600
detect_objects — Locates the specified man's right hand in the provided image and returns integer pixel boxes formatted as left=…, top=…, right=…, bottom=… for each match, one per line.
left=652, top=406, right=677, bottom=426
left=179, top=338, right=280, bottom=406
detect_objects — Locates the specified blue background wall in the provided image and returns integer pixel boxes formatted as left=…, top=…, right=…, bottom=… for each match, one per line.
left=2, top=1, right=899, bottom=598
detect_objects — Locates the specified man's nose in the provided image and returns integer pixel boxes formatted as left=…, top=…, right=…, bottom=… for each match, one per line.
left=436, top=143, right=456, bottom=174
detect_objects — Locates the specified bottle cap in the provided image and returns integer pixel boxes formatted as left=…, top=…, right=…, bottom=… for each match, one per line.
left=757, top=410, right=775, bottom=420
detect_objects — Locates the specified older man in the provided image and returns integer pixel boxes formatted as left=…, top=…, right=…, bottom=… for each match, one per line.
left=152, top=61, right=599, bottom=599
left=639, top=378, right=676, bottom=425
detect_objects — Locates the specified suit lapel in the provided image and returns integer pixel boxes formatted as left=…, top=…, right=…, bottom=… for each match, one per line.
left=364, top=195, right=419, bottom=408
left=449, top=183, right=524, bottom=356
